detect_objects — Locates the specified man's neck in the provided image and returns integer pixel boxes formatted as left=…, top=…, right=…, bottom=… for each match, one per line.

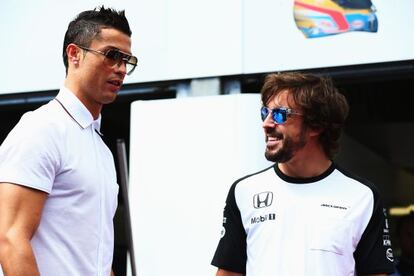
left=278, top=158, right=332, bottom=179
left=64, top=79, right=101, bottom=120
left=278, top=142, right=332, bottom=178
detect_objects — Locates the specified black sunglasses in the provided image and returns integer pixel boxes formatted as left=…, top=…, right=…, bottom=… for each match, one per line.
left=77, top=45, right=138, bottom=75
left=260, top=106, right=302, bottom=124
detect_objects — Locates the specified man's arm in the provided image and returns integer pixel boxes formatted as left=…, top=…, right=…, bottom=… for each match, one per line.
left=0, top=183, right=47, bottom=276
left=216, top=268, right=244, bottom=276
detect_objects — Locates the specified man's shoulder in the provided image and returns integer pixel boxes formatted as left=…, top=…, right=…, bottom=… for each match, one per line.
left=21, top=100, right=66, bottom=129
left=231, top=165, right=275, bottom=191
left=27, top=99, right=62, bottom=120
left=333, top=164, right=380, bottom=196
left=4, top=100, right=67, bottom=145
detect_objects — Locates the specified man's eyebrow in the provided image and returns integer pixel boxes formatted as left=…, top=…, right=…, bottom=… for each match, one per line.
left=101, top=46, right=119, bottom=51
left=102, top=46, right=132, bottom=55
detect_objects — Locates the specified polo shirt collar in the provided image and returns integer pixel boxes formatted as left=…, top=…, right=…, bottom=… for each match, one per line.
left=55, top=87, right=102, bottom=133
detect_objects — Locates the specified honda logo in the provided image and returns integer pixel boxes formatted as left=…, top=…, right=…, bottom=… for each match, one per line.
left=253, top=192, right=273, bottom=208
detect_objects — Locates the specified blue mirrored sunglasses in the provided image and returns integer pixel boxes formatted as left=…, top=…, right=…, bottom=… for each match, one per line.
left=260, top=106, right=302, bottom=124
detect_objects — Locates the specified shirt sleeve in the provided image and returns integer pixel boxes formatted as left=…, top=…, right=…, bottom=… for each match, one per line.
left=354, top=184, right=395, bottom=275
left=211, top=181, right=247, bottom=274
left=0, top=111, right=62, bottom=193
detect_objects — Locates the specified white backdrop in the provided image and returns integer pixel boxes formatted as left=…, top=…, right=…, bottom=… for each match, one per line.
left=128, top=94, right=272, bottom=275
left=1, top=0, right=413, bottom=94
left=0, top=0, right=241, bottom=94
left=243, top=0, right=414, bottom=74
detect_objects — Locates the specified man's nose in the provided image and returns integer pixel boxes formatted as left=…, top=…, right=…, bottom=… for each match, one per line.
left=262, top=113, right=276, bottom=129
left=115, top=60, right=127, bottom=76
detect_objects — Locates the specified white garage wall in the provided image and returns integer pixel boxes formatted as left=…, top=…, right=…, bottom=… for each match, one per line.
left=129, top=94, right=272, bottom=276
left=1, top=0, right=412, bottom=94
left=0, top=0, right=242, bottom=94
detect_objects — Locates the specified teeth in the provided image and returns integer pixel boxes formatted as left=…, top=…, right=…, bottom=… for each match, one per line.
left=268, top=136, right=281, bottom=141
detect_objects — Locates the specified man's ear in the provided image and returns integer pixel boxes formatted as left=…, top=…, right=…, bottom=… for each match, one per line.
left=308, top=127, right=323, bottom=137
left=66, top=43, right=81, bottom=65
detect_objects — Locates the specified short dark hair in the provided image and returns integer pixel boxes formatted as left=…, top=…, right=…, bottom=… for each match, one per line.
left=62, top=6, right=132, bottom=74
left=261, top=72, right=349, bottom=159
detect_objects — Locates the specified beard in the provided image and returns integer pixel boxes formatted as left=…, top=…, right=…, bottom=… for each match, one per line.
left=264, top=128, right=307, bottom=163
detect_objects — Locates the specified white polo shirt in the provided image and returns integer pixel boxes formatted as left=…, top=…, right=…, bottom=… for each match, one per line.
left=0, top=87, right=119, bottom=276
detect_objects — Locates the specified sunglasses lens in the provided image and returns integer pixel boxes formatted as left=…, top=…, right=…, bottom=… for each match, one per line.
left=105, top=50, right=138, bottom=75
left=127, top=56, right=138, bottom=65
left=273, top=109, right=287, bottom=124
left=261, top=107, right=288, bottom=124
left=126, top=56, right=138, bottom=75
left=261, top=107, right=269, bottom=121
left=105, top=50, right=123, bottom=63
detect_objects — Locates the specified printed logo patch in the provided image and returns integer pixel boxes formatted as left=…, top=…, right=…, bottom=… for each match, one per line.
left=383, top=234, right=392, bottom=246
left=386, top=248, right=394, bottom=262
left=250, top=213, right=276, bottom=224
left=220, top=226, right=226, bottom=238
left=253, top=191, right=273, bottom=208
left=320, top=203, right=348, bottom=210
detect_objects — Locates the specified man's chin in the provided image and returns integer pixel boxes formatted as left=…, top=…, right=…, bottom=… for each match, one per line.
left=265, top=151, right=279, bottom=163
left=265, top=150, right=292, bottom=163
left=102, top=93, right=118, bottom=104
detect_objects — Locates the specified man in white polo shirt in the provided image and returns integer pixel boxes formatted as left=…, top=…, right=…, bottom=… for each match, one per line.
left=211, top=72, right=395, bottom=276
left=0, top=6, right=137, bottom=276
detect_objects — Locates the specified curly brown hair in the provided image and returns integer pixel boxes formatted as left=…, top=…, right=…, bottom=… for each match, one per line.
left=261, top=72, right=349, bottom=159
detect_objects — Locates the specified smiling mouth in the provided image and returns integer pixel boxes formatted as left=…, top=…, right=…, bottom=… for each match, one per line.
left=108, top=80, right=122, bottom=87
left=266, top=136, right=282, bottom=145
left=266, top=131, right=283, bottom=141
left=267, top=136, right=281, bottom=142
left=266, top=131, right=284, bottom=148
